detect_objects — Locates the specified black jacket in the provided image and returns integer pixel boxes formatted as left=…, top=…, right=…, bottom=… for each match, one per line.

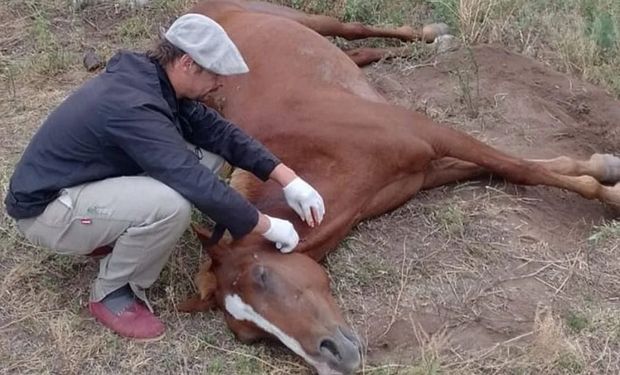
left=5, top=51, right=280, bottom=238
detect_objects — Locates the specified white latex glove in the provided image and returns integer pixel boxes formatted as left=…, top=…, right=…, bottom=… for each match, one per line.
left=283, top=177, right=325, bottom=226
left=261, top=215, right=300, bottom=253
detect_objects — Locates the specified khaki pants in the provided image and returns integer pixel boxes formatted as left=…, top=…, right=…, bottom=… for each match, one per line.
left=16, top=148, right=224, bottom=309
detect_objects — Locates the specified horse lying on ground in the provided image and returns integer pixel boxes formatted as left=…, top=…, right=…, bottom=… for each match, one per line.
left=178, top=1, right=620, bottom=374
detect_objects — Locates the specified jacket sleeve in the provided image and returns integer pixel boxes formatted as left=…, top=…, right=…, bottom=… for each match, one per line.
left=179, top=101, right=280, bottom=181
left=105, top=106, right=259, bottom=239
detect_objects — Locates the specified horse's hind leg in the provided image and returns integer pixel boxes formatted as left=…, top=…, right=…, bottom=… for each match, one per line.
left=299, top=16, right=448, bottom=43
left=238, top=0, right=448, bottom=42
left=528, top=154, right=620, bottom=183
left=344, top=46, right=412, bottom=66
left=422, top=158, right=485, bottom=189
left=426, top=123, right=620, bottom=206
left=422, top=154, right=620, bottom=190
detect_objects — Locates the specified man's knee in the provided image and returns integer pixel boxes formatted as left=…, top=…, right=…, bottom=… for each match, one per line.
left=155, top=185, right=192, bottom=225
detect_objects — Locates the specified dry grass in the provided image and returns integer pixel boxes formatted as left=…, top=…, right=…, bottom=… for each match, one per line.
left=323, top=181, right=619, bottom=374
left=1, top=0, right=619, bottom=374
left=432, top=0, right=620, bottom=97
left=431, top=0, right=499, bottom=44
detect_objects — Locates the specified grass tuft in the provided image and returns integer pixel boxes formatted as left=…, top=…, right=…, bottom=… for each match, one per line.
left=565, top=310, right=590, bottom=334
left=424, top=0, right=620, bottom=96
left=430, top=0, right=498, bottom=44
left=26, top=3, right=74, bottom=76
left=588, top=220, right=620, bottom=245
left=117, top=15, right=155, bottom=43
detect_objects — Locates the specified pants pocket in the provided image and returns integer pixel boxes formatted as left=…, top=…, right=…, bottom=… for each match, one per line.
left=20, top=195, right=75, bottom=252
left=34, top=196, right=73, bottom=227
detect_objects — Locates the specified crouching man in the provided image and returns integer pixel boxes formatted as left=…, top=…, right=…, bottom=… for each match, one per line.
left=4, top=14, right=325, bottom=341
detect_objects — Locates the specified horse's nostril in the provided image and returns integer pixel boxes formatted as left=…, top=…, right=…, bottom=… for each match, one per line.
left=320, top=338, right=342, bottom=361
left=339, top=327, right=360, bottom=347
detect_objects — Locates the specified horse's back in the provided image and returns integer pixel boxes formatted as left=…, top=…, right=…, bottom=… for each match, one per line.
left=191, top=2, right=384, bottom=108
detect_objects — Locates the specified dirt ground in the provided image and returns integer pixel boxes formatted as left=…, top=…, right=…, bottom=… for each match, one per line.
left=345, top=44, right=620, bottom=368
left=1, top=3, right=619, bottom=374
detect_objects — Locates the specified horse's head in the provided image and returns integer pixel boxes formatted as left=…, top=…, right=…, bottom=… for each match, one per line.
left=181, top=225, right=361, bottom=375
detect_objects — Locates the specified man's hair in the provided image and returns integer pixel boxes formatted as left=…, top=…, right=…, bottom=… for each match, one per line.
left=146, top=34, right=186, bottom=66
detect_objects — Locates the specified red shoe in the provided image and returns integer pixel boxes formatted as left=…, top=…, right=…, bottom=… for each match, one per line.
left=88, top=300, right=165, bottom=342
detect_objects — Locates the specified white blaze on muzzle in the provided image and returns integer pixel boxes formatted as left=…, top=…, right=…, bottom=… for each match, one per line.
left=224, top=294, right=342, bottom=375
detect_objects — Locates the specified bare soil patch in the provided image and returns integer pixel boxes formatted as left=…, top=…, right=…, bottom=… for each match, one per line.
left=326, top=44, right=620, bottom=371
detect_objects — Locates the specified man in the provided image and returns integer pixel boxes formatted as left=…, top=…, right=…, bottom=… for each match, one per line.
left=4, top=14, right=325, bottom=341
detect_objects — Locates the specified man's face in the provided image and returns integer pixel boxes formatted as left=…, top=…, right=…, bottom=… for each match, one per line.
left=172, top=54, right=223, bottom=101
left=185, top=64, right=223, bottom=101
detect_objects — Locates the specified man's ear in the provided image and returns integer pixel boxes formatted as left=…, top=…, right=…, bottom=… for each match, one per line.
left=178, top=54, right=195, bottom=72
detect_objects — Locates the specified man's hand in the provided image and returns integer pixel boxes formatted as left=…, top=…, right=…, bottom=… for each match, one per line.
left=283, top=177, right=325, bottom=227
left=269, top=163, right=326, bottom=227
left=259, top=214, right=299, bottom=253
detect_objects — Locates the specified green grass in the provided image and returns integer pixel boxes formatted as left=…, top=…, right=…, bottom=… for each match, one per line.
left=437, top=0, right=620, bottom=96
left=27, top=1, right=73, bottom=76
left=290, top=0, right=620, bottom=97
left=431, top=202, right=467, bottom=237
left=565, top=310, right=590, bottom=334
left=554, top=352, right=585, bottom=374
left=588, top=220, right=620, bottom=245
left=117, top=15, right=155, bottom=43
left=344, top=0, right=402, bottom=24
left=286, top=0, right=430, bottom=26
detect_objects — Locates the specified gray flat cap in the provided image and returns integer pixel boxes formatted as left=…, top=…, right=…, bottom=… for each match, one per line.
left=165, top=13, right=249, bottom=75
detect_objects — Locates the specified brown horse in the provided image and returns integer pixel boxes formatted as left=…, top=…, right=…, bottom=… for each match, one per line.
left=178, top=1, right=620, bottom=374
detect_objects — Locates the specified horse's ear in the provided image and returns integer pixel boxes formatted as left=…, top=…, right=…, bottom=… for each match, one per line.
left=195, top=258, right=217, bottom=300
left=191, top=223, right=214, bottom=246
left=191, top=223, right=230, bottom=254
left=178, top=258, right=218, bottom=313
left=177, top=293, right=216, bottom=313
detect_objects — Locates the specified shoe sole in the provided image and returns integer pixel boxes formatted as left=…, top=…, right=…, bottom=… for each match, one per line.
left=88, top=302, right=166, bottom=343
left=89, top=313, right=166, bottom=342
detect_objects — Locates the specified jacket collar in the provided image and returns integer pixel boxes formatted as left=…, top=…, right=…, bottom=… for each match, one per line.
left=153, top=59, right=179, bottom=117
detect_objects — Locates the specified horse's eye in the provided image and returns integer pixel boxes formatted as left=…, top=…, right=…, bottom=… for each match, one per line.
left=251, top=264, right=269, bottom=289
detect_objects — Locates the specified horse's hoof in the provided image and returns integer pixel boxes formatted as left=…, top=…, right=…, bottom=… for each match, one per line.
left=433, top=34, right=459, bottom=54
left=422, top=22, right=450, bottom=42
left=591, top=153, right=620, bottom=183
left=607, top=182, right=620, bottom=209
